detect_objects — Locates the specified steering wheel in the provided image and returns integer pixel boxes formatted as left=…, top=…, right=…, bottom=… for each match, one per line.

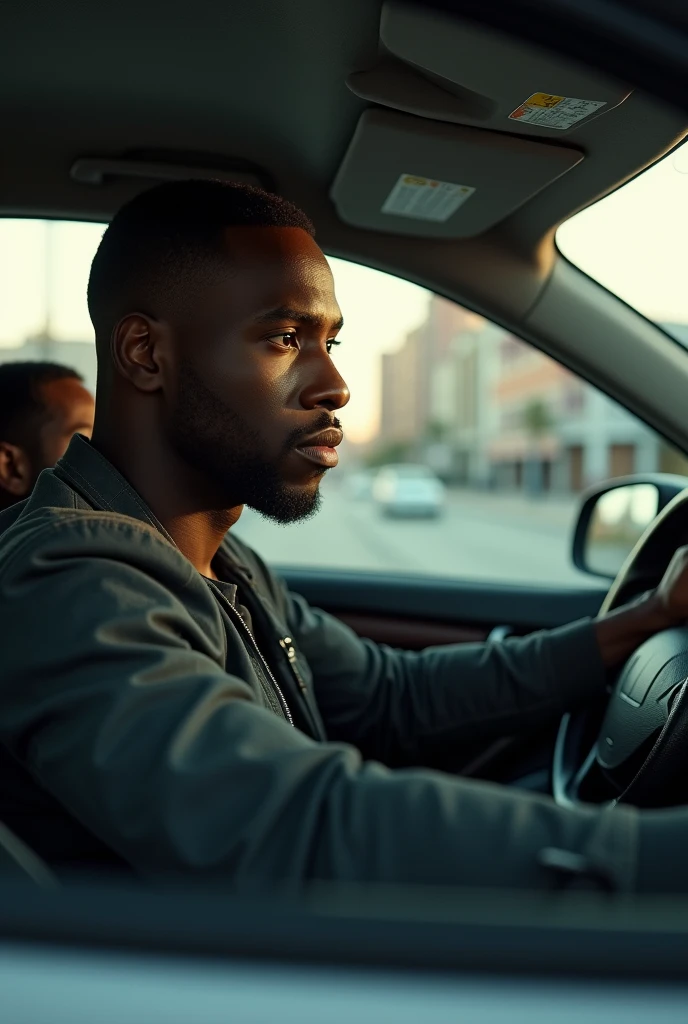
left=553, top=490, right=688, bottom=809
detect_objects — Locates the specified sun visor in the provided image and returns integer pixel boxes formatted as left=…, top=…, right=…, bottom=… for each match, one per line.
left=330, top=108, right=583, bottom=239
left=346, top=3, right=631, bottom=138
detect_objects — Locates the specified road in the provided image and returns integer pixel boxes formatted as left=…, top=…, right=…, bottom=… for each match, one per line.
left=233, top=482, right=594, bottom=587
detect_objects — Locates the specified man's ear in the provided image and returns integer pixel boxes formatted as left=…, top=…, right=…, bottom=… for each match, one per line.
left=111, top=314, right=168, bottom=393
left=0, top=441, right=33, bottom=498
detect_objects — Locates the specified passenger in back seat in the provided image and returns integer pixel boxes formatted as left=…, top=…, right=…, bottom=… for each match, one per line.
left=0, top=361, right=95, bottom=510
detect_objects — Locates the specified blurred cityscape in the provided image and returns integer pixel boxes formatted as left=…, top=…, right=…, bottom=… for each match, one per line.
left=362, top=294, right=688, bottom=494
left=4, top=283, right=688, bottom=587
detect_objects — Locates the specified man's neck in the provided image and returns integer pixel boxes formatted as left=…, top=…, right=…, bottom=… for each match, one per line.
left=91, top=424, right=242, bottom=578
left=163, top=506, right=243, bottom=579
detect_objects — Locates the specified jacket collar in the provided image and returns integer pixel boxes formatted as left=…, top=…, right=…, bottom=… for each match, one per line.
left=55, top=434, right=254, bottom=582
left=55, top=434, right=177, bottom=544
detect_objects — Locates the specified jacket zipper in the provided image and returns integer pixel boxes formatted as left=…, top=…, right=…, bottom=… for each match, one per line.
left=206, top=580, right=294, bottom=727
left=279, top=636, right=308, bottom=695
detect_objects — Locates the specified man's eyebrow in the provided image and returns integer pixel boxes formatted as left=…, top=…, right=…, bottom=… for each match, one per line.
left=254, top=306, right=344, bottom=331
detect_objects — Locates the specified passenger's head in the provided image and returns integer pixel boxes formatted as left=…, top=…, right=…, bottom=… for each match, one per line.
left=0, top=362, right=95, bottom=510
left=88, top=179, right=349, bottom=524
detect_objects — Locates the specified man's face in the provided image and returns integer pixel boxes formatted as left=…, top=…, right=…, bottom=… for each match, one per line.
left=38, top=377, right=96, bottom=472
left=0, top=375, right=95, bottom=509
left=164, top=226, right=349, bottom=523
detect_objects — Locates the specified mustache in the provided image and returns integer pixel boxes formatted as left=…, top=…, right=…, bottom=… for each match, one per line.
left=286, top=415, right=343, bottom=451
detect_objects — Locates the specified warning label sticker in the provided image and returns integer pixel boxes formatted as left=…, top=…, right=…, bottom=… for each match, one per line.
left=382, top=174, right=475, bottom=222
left=508, top=92, right=606, bottom=130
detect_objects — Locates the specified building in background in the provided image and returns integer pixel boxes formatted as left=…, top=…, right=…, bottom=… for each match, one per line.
left=379, top=326, right=423, bottom=450
left=486, top=335, right=661, bottom=494
left=376, top=297, right=688, bottom=492
left=378, top=296, right=469, bottom=466
left=377, top=297, right=512, bottom=484
left=441, top=316, right=502, bottom=487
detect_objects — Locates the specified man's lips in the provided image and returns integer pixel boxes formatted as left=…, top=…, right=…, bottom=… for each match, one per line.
left=294, top=427, right=343, bottom=468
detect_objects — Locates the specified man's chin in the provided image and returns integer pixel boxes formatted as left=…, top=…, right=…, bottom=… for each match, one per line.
left=248, top=481, right=322, bottom=525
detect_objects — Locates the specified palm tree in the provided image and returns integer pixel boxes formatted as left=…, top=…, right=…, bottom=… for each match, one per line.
left=521, top=399, right=553, bottom=495
left=522, top=399, right=552, bottom=439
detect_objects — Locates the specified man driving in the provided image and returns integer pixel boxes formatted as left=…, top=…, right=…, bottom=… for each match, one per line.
left=0, top=180, right=686, bottom=892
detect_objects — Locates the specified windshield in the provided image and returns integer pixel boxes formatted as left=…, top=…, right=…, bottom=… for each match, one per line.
left=557, top=137, right=688, bottom=343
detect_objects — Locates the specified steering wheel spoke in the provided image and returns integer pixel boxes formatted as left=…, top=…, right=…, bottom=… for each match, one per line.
left=553, top=630, right=688, bottom=808
left=553, top=711, right=606, bottom=807
left=554, top=488, right=688, bottom=808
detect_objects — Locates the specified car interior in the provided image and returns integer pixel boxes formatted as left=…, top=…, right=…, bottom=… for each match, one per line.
left=1, top=0, right=688, bottom=871
left=4, top=0, right=688, bottom=996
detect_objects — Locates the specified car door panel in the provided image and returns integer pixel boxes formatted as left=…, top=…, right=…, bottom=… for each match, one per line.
left=332, top=611, right=488, bottom=649
left=280, top=568, right=607, bottom=648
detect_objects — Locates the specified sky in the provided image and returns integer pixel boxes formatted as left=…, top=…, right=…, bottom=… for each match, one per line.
left=1, top=141, right=687, bottom=442
left=557, top=138, right=688, bottom=324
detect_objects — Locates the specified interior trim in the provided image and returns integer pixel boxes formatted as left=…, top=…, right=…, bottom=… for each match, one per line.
left=280, top=568, right=607, bottom=629
left=332, top=611, right=487, bottom=648
left=4, top=877, right=688, bottom=981
left=70, top=157, right=264, bottom=189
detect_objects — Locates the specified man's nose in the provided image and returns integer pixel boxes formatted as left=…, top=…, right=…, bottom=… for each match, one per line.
left=299, top=353, right=350, bottom=412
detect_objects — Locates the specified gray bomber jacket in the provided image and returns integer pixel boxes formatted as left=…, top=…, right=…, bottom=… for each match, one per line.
left=0, top=435, right=637, bottom=891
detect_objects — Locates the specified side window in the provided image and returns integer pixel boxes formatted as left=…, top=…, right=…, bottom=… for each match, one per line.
left=236, top=257, right=688, bottom=586
left=0, top=219, right=101, bottom=391
left=1, top=222, right=685, bottom=588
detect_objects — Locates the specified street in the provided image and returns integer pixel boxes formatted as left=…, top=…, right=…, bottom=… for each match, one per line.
left=233, top=481, right=594, bottom=587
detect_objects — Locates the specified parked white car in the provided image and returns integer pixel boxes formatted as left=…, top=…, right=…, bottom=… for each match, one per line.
left=372, top=464, right=445, bottom=518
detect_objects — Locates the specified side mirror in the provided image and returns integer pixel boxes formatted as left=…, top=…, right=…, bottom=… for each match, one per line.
left=573, top=475, right=688, bottom=579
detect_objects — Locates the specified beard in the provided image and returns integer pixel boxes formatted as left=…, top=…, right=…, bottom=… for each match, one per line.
left=167, top=359, right=329, bottom=524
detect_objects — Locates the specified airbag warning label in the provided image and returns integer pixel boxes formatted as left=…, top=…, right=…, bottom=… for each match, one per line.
left=509, top=92, right=605, bottom=130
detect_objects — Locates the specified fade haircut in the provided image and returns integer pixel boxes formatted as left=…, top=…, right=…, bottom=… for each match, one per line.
left=87, top=179, right=316, bottom=348
left=0, top=362, right=83, bottom=451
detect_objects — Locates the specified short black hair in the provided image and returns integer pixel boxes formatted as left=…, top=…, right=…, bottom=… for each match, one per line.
left=87, top=179, right=316, bottom=344
left=0, top=361, right=84, bottom=447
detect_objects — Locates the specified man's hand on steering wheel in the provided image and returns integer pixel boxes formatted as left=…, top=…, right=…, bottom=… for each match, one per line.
left=594, top=546, right=688, bottom=669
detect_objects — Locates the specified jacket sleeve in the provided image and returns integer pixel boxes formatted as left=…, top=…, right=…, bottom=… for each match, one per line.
left=0, top=516, right=636, bottom=893
left=284, top=589, right=608, bottom=770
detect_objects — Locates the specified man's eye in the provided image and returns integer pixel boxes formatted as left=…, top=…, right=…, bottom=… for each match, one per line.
left=268, top=332, right=298, bottom=349
left=326, top=339, right=341, bottom=354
